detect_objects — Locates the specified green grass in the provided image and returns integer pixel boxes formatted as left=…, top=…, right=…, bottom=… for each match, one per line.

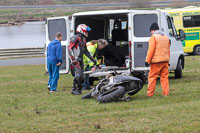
left=0, top=4, right=155, bottom=23
left=0, top=8, right=95, bottom=23
left=0, top=0, right=129, bottom=6
left=0, top=56, right=200, bottom=133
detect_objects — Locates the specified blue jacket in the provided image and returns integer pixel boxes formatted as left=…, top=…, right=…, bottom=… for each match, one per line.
left=47, top=39, right=62, bottom=63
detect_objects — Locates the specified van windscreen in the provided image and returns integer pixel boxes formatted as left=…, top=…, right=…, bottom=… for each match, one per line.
left=134, top=14, right=158, bottom=37
left=48, top=19, right=67, bottom=41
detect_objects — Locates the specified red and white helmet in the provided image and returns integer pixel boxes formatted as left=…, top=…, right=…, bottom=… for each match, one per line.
left=76, top=24, right=91, bottom=37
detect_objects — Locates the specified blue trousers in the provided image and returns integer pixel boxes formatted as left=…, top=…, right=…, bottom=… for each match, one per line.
left=82, top=67, right=90, bottom=89
left=47, top=60, right=59, bottom=91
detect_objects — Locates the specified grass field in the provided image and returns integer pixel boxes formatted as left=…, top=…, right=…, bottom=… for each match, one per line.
left=0, top=8, right=81, bottom=24
left=0, top=0, right=200, bottom=24
left=0, top=6, right=127, bottom=24
left=0, top=56, right=200, bottom=133
left=0, top=0, right=129, bottom=6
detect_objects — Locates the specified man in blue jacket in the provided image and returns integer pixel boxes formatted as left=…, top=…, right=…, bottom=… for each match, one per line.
left=47, top=32, right=62, bottom=92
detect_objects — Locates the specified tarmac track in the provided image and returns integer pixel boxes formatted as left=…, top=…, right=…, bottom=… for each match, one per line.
left=0, top=57, right=45, bottom=66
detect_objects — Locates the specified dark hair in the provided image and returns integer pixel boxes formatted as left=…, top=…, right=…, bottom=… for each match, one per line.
left=56, top=32, right=62, bottom=38
left=150, top=23, right=159, bottom=32
left=90, top=40, right=97, bottom=44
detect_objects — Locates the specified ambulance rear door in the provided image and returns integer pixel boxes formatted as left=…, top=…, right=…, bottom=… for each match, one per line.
left=45, top=16, right=70, bottom=74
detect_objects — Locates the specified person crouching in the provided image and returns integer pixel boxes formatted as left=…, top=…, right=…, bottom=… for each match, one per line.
left=82, top=39, right=108, bottom=90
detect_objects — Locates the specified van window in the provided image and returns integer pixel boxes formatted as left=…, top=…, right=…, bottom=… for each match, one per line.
left=134, top=14, right=158, bottom=37
left=167, top=16, right=175, bottom=37
left=48, top=19, right=67, bottom=41
left=122, top=21, right=127, bottom=29
left=109, top=19, right=114, bottom=39
left=183, top=15, right=200, bottom=28
left=109, top=19, right=127, bottom=39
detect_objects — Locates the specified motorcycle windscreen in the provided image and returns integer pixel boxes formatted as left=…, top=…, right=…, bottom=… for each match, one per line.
left=45, top=17, right=70, bottom=74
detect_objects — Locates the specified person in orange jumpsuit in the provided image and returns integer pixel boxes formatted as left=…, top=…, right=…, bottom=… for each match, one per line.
left=145, top=23, right=170, bottom=97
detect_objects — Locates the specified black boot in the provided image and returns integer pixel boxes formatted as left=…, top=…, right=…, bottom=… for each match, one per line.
left=77, top=84, right=83, bottom=95
left=71, top=83, right=82, bottom=95
left=71, top=90, right=82, bottom=95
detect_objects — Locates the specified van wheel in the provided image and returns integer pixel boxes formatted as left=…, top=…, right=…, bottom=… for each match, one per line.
left=194, top=45, right=200, bottom=55
left=175, top=59, right=182, bottom=79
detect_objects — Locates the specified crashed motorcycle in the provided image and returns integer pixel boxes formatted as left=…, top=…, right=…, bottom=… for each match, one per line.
left=82, top=74, right=143, bottom=103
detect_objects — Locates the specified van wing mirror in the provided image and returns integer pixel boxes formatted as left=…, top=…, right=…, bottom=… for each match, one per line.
left=178, top=29, right=186, bottom=41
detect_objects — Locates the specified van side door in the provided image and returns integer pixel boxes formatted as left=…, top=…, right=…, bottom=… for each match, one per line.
left=45, top=17, right=71, bottom=74
left=130, top=11, right=161, bottom=71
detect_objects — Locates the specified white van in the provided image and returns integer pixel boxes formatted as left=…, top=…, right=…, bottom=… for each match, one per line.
left=45, top=10, right=185, bottom=81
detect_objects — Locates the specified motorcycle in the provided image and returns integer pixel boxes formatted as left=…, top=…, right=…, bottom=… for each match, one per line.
left=82, top=73, right=144, bottom=103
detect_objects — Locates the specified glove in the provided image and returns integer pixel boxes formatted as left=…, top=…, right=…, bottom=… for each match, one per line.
left=72, top=60, right=77, bottom=65
left=97, top=65, right=101, bottom=69
left=71, top=56, right=75, bottom=60
left=145, top=62, right=150, bottom=67
left=70, top=56, right=77, bottom=65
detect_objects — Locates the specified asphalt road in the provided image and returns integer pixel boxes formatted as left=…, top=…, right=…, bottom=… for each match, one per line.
left=0, top=57, right=45, bottom=66
left=0, top=0, right=199, bottom=9
left=0, top=3, right=129, bottom=9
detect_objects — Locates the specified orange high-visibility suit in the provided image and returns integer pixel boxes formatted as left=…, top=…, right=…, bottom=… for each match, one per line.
left=146, top=31, right=170, bottom=96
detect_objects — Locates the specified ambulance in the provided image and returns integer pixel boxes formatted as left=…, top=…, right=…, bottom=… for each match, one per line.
left=45, top=10, right=185, bottom=81
left=163, top=6, right=200, bottom=55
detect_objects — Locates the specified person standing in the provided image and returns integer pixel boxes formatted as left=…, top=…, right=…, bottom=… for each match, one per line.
left=145, top=23, right=170, bottom=97
left=82, top=39, right=108, bottom=90
left=47, top=32, right=63, bottom=92
left=68, top=24, right=97, bottom=95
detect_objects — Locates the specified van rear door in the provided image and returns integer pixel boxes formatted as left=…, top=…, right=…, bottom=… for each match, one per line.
left=45, top=16, right=70, bottom=74
left=130, top=11, right=161, bottom=71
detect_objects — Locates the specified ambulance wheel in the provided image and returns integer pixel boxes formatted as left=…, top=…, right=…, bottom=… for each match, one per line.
left=89, top=77, right=94, bottom=86
left=194, top=45, right=200, bottom=55
left=175, top=59, right=182, bottom=79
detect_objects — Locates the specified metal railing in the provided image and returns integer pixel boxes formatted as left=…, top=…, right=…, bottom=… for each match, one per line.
left=0, top=48, right=44, bottom=59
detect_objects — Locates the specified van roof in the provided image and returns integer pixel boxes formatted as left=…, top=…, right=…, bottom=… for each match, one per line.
left=73, top=10, right=129, bottom=16
left=73, top=9, right=160, bottom=16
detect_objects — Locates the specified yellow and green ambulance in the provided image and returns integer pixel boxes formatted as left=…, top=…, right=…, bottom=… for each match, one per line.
left=163, top=6, right=200, bottom=55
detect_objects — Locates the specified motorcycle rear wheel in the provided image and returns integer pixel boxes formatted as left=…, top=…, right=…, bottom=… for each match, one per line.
left=127, top=81, right=143, bottom=96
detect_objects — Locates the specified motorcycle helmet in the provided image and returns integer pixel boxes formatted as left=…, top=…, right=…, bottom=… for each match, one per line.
left=76, top=24, right=91, bottom=37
